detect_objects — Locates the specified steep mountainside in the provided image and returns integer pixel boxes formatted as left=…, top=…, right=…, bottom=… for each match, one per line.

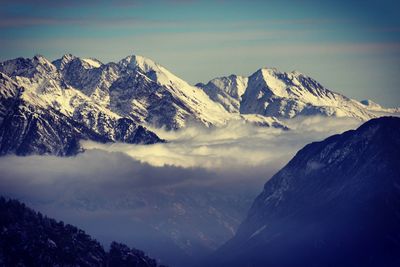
left=0, top=196, right=168, bottom=267
left=198, top=68, right=378, bottom=120
left=210, top=116, right=400, bottom=267
left=52, top=54, right=233, bottom=129
left=115, top=55, right=232, bottom=128
left=0, top=56, right=162, bottom=155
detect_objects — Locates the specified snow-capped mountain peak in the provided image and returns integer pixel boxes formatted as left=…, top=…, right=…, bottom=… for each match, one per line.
left=52, top=54, right=102, bottom=70
left=119, top=54, right=194, bottom=90
left=252, top=68, right=289, bottom=98
left=0, top=55, right=163, bottom=156
left=32, top=54, right=56, bottom=71
left=116, top=54, right=234, bottom=128
left=0, top=55, right=56, bottom=78
left=52, top=53, right=76, bottom=70
left=81, top=58, right=103, bottom=69
left=196, top=74, right=248, bottom=113
left=200, top=67, right=378, bottom=121
left=119, top=54, right=161, bottom=73
left=205, top=74, right=248, bottom=99
left=1, top=53, right=398, bottom=156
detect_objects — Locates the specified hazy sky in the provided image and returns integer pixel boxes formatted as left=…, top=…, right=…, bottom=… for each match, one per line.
left=1, top=0, right=399, bottom=106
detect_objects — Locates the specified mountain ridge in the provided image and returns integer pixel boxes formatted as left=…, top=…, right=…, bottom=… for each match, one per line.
left=198, top=67, right=379, bottom=121
left=0, top=54, right=398, bottom=156
left=208, top=116, right=400, bottom=267
left=0, top=67, right=162, bottom=156
left=0, top=196, right=168, bottom=267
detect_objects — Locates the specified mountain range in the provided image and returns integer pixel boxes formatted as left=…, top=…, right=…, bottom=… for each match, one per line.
left=1, top=54, right=398, bottom=156
left=209, top=116, right=400, bottom=267
left=1, top=54, right=399, bottom=266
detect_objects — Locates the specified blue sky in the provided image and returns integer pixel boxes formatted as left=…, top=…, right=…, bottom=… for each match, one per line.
left=1, top=0, right=399, bottom=106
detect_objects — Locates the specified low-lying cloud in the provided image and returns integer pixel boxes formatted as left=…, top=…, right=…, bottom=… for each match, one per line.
left=0, top=116, right=361, bottom=212
left=0, top=116, right=361, bottom=266
left=83, top=116, right=360, bottom=171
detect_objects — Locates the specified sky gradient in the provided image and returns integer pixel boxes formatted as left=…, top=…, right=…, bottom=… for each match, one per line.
left=1, top=0, right=399, bottom=106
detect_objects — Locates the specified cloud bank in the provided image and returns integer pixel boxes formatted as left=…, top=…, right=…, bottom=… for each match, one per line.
left=0, top=116, right=361, bottom=266
left=0, top=116, right=361, bottom=209
left=83, top=116, right=360, bottom=171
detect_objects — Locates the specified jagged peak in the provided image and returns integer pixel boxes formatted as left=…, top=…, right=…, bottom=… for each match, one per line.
left=249, top=67, right=278, bottom=78
left=52, top=53, right=77, bottom=70
left=260, top=67, right=279, bottom=72
left=33, top=54, right=47, bottom=61
left=61, top=53, right=75, bottom=60
left=206, top=74, right=248, bottom=95
left=210, top=74, right=246, bottom=83
left=0, top=55, right=56, bottom=75
left=118, top=54, right=162, bottom=73
left=32, top=54, right=56, bottom=69
left=249, top=68, right=279, bottom=82
left=81, top=58, right=103, bottom=68
left=251, top=68, right=309, bottom=81
left=118, top=54, right=193, bottom=90
left=55, top=53, right=76, bottom=64
left=53, top=54, right=103, bottom=70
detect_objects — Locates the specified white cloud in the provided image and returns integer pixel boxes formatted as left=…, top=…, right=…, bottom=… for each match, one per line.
left=82, top=116, right=361, bottom=171
left=0, top=116, right=361, bottom=266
